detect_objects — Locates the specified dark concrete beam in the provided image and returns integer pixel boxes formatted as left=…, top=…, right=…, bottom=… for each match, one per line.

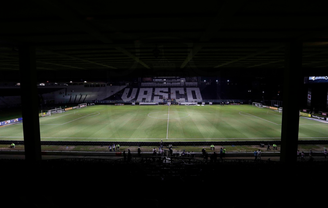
left=18, top=45, right=42, bottom=162
left=280, top=41, right=303, bottom=163
left=180, top=0, right=245, bottom=69
left=36, top=0, right=150, bottom=69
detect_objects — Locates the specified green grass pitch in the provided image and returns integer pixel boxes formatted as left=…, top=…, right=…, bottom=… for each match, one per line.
left=0, top=105, right=327, bottom=142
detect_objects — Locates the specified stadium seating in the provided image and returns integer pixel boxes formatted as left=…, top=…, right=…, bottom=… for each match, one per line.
left=186, top=88, right=203, bottom=102
left=185, top=82, right=198, bottom=87
left=137, top=88, right=153, bottom=102
left=121, top=88, right=138, bottom=102
left=0, top=96, right=21, bottom=108
left=53, top=84, right=128, bottom=103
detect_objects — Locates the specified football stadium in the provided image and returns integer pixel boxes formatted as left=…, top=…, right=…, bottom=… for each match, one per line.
left=1, top=1, right=328, bottom=207
left=1, top=91, right=328, bottom=143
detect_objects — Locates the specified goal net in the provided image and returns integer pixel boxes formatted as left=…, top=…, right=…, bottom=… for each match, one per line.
left=50, top=108, right=65, bottom=114
left=252, top=102, right=263, bottom=108
left=39, top=110, right=51, bottom=117
left=79, top=103, right=88, bottom=108
left=179, top=102, right=198, bottom=106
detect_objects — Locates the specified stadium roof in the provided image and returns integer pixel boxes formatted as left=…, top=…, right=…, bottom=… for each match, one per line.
left=1, top=0, right=328, bottom=78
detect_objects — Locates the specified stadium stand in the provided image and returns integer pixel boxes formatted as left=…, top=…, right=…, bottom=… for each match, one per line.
left=186, top=88, right=202, bottom=102
left=137, top=88, right=153, bottom=102
left=105, top=86, right=204, bottom=104
left=185, top=82, right=198, bottom=87
left=121, top=87, right=138, bottom=102
left=52, top=84, right=128, bottom=103
left=200, top=83, right=220, bottom=100
left=0, top=96, right=21, bottom=108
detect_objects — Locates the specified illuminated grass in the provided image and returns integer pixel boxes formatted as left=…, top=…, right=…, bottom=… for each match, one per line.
left=0, top=105, right=327, bottom=142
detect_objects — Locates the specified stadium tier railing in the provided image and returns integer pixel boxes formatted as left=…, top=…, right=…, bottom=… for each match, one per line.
left=95, top=99, right=249, bottom=106
left=139, top=102, right=159, bottom=105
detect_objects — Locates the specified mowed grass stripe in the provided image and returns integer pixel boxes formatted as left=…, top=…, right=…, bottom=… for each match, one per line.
left=169, top=107, right=204, bottom=139
left=186, top=107, right=223, bottom=139
left=126, top=107, right=166, bottom=139
left=298, top=117, right=328, bottom=138
left=1, top=105, right=328, bottom=142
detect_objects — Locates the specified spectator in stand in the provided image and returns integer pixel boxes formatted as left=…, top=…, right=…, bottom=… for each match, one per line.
left=220, top=148, right=223, bottom=160
left=123, top=151, right=126, bottom=161
left=138, top=147, right=141, bottom=156
left=254, top=150, right=258, bottom=160
left=169, top=147, right=173, bottom=156
left=324, top=148, right=327, bottom=159
left=10, top=143, right=15, bottom=148
left=301, top=151, right=305, bottom=161
left=112, top=144, right=116, bottom=152
left=222, top=148, right=226, bottom=157
left=127, top=149, right=132, bottom=162
left=257, top=149, right=262, bottom=160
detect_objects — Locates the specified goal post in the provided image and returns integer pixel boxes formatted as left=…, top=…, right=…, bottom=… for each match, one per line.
left=79, top=103, right=88, bottom=108
left=50, top=108, right=65, bottom=114
left=39, top=110, right=51, bottom=117
left=278, top=107, right=283, bottom=113
left=252, top=102, right=263, bottom=108
left=178, top=102, right=198, bottom=106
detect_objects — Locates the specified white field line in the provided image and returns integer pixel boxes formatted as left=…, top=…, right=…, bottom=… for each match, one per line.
left=166, top=105, right=170, bottom=140
left=301, top=117, right=328, bottom=124
left=41, top=111, right=80, bottom=120
left=239, top=111, right=280, bottom=125
left=41, top=112, right=100, bottom=126
left=244, top=111, right=326, bottom=126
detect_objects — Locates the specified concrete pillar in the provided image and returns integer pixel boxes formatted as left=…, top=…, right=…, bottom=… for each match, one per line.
left=19, top=45, right=42, bottom=161
left=280, top=41, right=303, bottom=163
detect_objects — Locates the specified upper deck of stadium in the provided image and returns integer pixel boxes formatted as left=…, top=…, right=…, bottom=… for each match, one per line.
left=0, top=0, right=327, bottom=78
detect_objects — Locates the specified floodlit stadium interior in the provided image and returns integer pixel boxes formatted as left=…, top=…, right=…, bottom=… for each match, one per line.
left=1, top=1, right=328, bottom=207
